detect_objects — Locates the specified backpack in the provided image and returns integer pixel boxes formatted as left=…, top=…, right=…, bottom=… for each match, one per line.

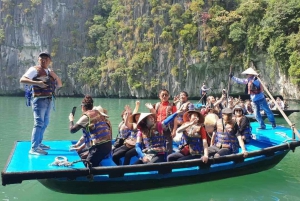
left=24, top=85, right=33, bottom=106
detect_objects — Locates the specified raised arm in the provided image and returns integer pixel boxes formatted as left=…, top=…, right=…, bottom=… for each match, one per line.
left=132, top=101, right=140, bottom=114
left=145, top=103, right=156, bottom=115
left=231, top=76, right=248, bottom=85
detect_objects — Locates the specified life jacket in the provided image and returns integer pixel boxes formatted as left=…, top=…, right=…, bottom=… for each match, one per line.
left=214, top=119, right=239, bottom=154
left=182, top=125, right=204, bottom=156
left=235, top=116, right=252, bottom=144
left=32, top=66, right=56, bottom=98
left=155, top=101, right=174, bottom=122
left=141, top=122, right=166, bottom=154
left=82, top=110, right=112, bottom=148
left=118, top=121, right=131, bottom=139
left=245, top=78, right=263, bottom=95
left=124, top=129, right=138, bottom=147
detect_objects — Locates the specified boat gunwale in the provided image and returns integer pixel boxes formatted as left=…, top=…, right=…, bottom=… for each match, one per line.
left=2, top=140, right=300, bottom=186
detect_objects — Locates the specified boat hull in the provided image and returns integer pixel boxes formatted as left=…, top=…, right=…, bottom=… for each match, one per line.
left=39, top=150, right=288, bottom=194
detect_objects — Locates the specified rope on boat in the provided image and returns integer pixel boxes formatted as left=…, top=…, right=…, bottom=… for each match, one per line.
left=50, top=156, right=87, bottom=167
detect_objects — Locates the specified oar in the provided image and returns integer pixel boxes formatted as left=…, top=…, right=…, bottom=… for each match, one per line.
left=197, top=93, right=206, bottom=104
left=256, top=77, right=300, bottom=138
left=226, top=65, right=233, bottom=107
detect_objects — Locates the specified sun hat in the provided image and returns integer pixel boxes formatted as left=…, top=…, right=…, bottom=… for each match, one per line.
left=233, top=105, right=244, bottom=114
left=93, top=105, right=108, bottom=117
left=183, top=104, right=204, bottom=123
left=222, top=108, right=233, bottom=114
left=136, top=113, right=155, bottom=126
left=241, top=67, right=259, bottom=76
left=39, top=52, right=51, bottom=59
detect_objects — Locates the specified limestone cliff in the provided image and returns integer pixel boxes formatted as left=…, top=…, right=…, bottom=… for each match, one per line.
left=0, top=0, right=299, bottom=99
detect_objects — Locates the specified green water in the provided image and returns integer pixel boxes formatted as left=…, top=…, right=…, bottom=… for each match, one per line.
left=1, top=96, right=300, bottom=201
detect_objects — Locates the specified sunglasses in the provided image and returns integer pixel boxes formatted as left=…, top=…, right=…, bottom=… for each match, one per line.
left=161, top=93, right=169, bottom=97
left=235, top=110, right=242, bottom=112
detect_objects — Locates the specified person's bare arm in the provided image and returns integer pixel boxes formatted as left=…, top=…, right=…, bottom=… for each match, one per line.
left=49, top=70, right=62, bottom=88
left=20, top=76, right=47, bottom=88
left=213, top=94, right=226, bottom=107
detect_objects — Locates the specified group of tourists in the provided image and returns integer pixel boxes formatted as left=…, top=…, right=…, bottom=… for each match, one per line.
left=20, top=52, right=277, bottom=167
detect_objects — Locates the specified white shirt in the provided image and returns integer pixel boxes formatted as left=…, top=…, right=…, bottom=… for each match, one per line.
left=24, top=66, right=50, bottom=80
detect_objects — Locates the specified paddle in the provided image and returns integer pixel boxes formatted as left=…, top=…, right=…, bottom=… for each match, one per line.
left=197, top=93, right=206, bottom=104
left=226, top=65, right=233, bottom=107
left=256, top=77, right=300, bottom=138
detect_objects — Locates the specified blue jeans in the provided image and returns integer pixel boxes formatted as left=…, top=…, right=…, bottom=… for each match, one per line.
left=31, top=98, right=52, bottom=150
left=253, top=98, right=275, bottom=128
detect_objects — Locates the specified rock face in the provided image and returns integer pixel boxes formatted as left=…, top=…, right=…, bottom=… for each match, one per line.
left=0, top=1, right=299, bottom=99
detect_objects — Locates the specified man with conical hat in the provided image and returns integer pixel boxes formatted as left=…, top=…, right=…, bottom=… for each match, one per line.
left=230, top=67, right=276, bottom=129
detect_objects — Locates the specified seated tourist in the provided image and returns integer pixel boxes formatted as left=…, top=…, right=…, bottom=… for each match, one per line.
left=167, top=104, right=209, bottom=163
left=112, top=101, right=140, bottom=165
left=134, top=110, right=180, bottom=164
left=233, top=105, right=252, bottom=144
left=68, top=95, right=112, bottom=167
left=208, top=108, right=248, bottom=158
left=204, top=112, right=219, bottom=146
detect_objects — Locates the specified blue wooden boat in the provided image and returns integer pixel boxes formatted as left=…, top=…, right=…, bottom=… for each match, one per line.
left=1, top=122, right=300, bottom=194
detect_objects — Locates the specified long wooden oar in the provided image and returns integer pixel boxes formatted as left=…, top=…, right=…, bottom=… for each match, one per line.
left=226, top=65, right=233, bottom=106
left=256, top=77, right=300, bottom=138
left=197, top=93, right=206, bottom=104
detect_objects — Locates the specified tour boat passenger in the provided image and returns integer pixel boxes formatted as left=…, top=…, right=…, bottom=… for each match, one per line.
left=208, top=108, right=248, bottom=158
left=167, top=104, right=209, bottom=163
left=68, top=95, right=112, bottom=167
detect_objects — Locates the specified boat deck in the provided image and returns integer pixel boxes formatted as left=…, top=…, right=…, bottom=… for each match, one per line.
left=5, top=141, right=85, bottom=173
left=2, top=122, right=299, bottom=187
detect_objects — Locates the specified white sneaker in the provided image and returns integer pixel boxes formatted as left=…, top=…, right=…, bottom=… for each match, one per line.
left=29, top=147, right=48, bottom=155
left=39, top=143, right=50, bottom=150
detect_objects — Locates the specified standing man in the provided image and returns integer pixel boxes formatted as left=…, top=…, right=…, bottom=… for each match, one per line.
left=200, top=83, right=210, bottom=106
left=230, top=67, right=276, bottom=129
left=20, top=52, right=62, bottom=155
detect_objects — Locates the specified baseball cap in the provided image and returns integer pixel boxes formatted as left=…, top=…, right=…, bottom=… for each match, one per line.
left=39, top=52, right=51, bottom=59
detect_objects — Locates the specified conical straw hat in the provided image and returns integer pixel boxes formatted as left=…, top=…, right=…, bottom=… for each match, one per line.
left=204, top=113, right=219, bottom=126
left=93, top=105, right=108, bottom=117
left=136, top=113, right=155, bottom=126
left=241, top=67, right=259, bottom=76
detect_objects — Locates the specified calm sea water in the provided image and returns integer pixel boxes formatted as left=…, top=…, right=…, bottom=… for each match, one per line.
left=0, top=96, right=300, bottom=201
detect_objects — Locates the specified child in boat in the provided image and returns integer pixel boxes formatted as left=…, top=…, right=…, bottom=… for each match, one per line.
left=167, top=104, right=209, bottom=163
left=68, top=95, right=112, bottom=167
left=134, top=108, right=181, bottom=164
left=112, top=101, right=140, bottom=165
left=208, top=108, right=248, bottom=158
